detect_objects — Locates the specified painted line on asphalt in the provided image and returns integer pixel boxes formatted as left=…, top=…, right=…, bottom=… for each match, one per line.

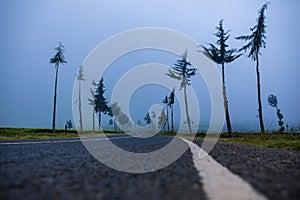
left=0, top=136, right=133, bottom=145
left=180, top=138, right=268, bottom=200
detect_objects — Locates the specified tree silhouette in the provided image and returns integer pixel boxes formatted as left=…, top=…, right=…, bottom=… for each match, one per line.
left=111, top=102, right=121, bottom=132
left=162, top=95, right=170, bottom=131
left=88, top=80, right=97, bottom=132
left=267, top=94, right=285, bottom=132
left=144, top=113, right=151, bottom=129
left=201, top=20, right=241, bottom=137
left=236, top=3, right=269, bottom=133
left=167, top=51, right=196, bottom=134
left=50, top=42, right=66, bottom=133
left=95, top=78, right=109, bottom=131
left=66, top=120, right=73, bottom=129
left=168, top=88, right=175, bottom=132
left=151, top=111, right=156, bottom=131
left=118, top=112, right=130, bottom=132
left=76, top=65, right=85, bottom=131
left=158, top=109, right=167, bottom=132
left=109, top=119, right=113, bottom=130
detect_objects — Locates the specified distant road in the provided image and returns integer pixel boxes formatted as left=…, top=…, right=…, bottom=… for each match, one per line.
left=1, top=135, right=299, bottom=200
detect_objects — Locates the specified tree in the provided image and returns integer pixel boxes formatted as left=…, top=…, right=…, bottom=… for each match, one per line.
left=144, top=113, right=151, bottom=128
left=168, top=88, right=175, bottom=132
left=162, top=95, right=170, bottom=131
left=50, top=42, right=66, bottom=133
left=76, top=65, right=85, bottom=131
left=118, top=112, right=130, bottom=132
left=151, top=111, right=156, bottom=131
left=201, top=20, right=241, bottom=137
left=236, top=3, right=269, bottom=133
left=267, top=94, right=285, bottom=132
left=167, top=51, right=197, bottom=134
left=158, top=109, right=167, bottom=132
left=88, top=80, right=97, bottom=132
left=66, top=120, right=73, bottom=129
left=95, top=78, right=109, bottom=131
left=109, top=119, right=114, bottom=130
left=111, top=102, right=121, bottom=132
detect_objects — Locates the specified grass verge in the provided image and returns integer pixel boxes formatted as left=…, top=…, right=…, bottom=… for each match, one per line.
left=0, top=128, right=79, bottom=140
left=160, top=131, right=300, bottom=151
left=1, top=128, right=299, bottom=151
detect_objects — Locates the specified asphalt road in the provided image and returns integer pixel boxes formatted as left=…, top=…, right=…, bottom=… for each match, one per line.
left=0, top=135, right=299, bottom=200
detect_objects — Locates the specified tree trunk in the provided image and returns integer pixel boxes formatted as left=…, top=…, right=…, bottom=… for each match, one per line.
left=92, top=109, right=95, bottom=132
left=98, top=112, right=101, bottom=131
left=166, top=105, right=169, bottom=132
left=79, top=81, right=83, bottom=131
left=222, top=63, right=233, bottom=137
left=183, top=83, right=192, bottom=134
left=256, top=55, right=265, bottom=133
left=171, top=105, right=174, bottom=132
left=52, top=65, right=59, bottom=133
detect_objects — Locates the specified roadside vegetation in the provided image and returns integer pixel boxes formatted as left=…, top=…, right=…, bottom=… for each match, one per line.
left=195, top=132, right=300, bottom=151
left=159, top=131, right=300, bottom=151
left=0, top=128, right=78, bottom=140
left=1, top=128, right=299, bottom=151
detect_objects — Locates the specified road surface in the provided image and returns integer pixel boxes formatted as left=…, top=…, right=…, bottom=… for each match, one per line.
left=1, top=135, right=299, bottom=200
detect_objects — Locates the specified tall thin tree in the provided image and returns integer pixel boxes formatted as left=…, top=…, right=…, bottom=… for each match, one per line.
left=95, top=78, right=109, bottom=131
left=88, top=80, right=97, bottom=132
left=144, top=112, right=152, bottom=131
left=236, top=3, right=269, bottom=133
left=50, top=42, right=66, bottom=133
left=162, top=95, right=170, bottom=131
left=111, top=102, right=121, bottom=132
left=76, top=65, right=85, bottom=131
left=151, top=111, right=156, bottom=131
left=201, top=20, right=241, bottom=137
left=158, top=109, right=167, bottom=132
left=167, top=51, right=197, bottom=134
left=168, top=88, right=175, bottom=132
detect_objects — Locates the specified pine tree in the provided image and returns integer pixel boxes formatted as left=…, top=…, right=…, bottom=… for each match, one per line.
left=95, top=78, right=109, bottom=131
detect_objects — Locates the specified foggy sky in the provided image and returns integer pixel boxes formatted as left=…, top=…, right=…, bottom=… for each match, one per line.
left=1, top=0, right=299, bottom=131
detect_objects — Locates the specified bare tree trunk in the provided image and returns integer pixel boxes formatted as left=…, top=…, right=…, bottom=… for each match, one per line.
left=256, top=55, right=265, bottom=133
left=171, top=105, right=174, bottom=132
left=79, top=81, right=83, bottom=131
left=92, top=109, right=95, bottom=132
left=52, top=65, right=59, bottom=133
left=222, top=63, right=233, bottom=137
left=166, top=105, right=169, bottom=132
left=183, top=84, right=192, bottom=134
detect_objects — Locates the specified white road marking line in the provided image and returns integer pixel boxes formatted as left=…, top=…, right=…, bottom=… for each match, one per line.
left=180, top=138, right=268, bottom=200
left=0, top=136, right=133, bottom=145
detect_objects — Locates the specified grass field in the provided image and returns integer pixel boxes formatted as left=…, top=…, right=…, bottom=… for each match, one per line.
left=0, top=128, right=79, bottom=140
left=1, top=128, right=299, bottom=150
left=212, top=132, right=300, bottom=151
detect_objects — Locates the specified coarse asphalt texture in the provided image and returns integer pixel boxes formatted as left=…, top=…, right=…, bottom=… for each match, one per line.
left=0, top=135, right=299, bottom=200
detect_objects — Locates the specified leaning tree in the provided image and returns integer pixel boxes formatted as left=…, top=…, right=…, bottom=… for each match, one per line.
left=201, top=20, right=241, bottom=137
left=167, top=51, right=197, bottom=134
left=236, top=3, right=269, bottom=133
